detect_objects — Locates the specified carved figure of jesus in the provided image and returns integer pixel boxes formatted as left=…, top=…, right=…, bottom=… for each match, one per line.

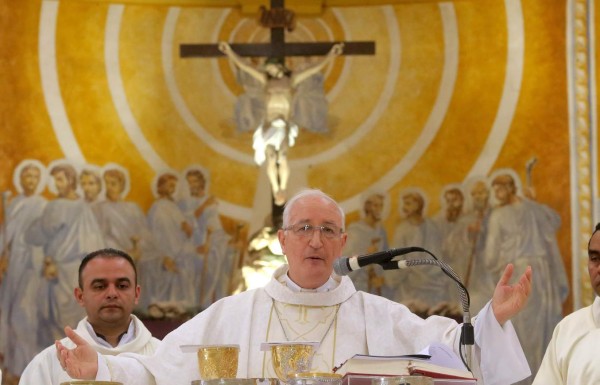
left=219, top=42, right=343, bottom=205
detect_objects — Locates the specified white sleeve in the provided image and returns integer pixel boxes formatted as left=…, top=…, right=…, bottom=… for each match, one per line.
left=18, top=348, right=55, bottom=385
left=96, top=352, right=111, bottom=380
left=474, top=301, right=532, bottom=385
left=99, top=354, right=157, bottom=385
left=531, top=325, right=562, bottom=385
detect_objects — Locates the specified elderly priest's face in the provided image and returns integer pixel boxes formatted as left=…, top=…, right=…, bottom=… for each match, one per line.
left=278, top=194, right=347, bottom=289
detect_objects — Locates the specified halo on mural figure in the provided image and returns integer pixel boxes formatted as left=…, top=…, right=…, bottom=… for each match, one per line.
left=12, top=159, right=48, bottom=196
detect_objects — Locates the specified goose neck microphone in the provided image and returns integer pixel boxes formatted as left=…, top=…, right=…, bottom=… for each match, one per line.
left=333, top=247, right=424, bottom=276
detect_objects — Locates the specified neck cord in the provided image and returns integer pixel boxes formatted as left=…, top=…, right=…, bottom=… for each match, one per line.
left=271, top=298, right=341, bottom=346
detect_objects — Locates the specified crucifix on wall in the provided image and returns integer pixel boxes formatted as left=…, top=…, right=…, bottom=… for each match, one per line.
left=180, top=0, right=375, bottom=209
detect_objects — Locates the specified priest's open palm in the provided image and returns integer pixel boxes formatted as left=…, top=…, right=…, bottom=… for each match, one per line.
left=56, top=326, right=99, bottom=379
left=490, top=263, right=533, bottom=325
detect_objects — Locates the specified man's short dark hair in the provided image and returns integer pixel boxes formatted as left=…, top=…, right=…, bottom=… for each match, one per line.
left=586, top=223, right=600, bottom=250
left=78, top=248, right=137, bottom=288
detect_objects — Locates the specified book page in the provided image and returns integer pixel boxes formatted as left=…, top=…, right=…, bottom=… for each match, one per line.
left=418, top=342, right=468, bottom=371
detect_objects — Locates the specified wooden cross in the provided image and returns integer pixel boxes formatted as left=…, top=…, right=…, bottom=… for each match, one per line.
left=180, top=0, right=375, bottom=61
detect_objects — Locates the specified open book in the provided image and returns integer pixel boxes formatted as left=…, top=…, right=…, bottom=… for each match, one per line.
left=333, top=344, right=475, bottom=380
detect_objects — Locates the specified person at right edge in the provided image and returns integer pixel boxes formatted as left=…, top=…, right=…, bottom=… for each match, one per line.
left=533, top=222, right=600, bottom=384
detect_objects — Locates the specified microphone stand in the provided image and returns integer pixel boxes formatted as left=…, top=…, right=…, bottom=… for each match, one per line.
left=380, top=249, right=474, bottom=371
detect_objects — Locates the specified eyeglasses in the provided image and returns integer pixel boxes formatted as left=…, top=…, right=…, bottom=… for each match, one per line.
left=283, top=223, right=344, bottom=239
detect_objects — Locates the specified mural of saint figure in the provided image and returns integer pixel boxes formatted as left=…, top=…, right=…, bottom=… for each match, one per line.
left=344, top=191, right=389, bottom=297
left=484, top=169, right=569, bottom=385
left=462, top=176, right=495, bottom=313
left=388, top=188, right=448, bottom=309
left=432, top=184, right=474, bottom=304
left=178, top=166, right=233, bottom=309
left=0, top=160, right=48, bottom=378
left=79, top=165, right=104, bottom=221
left=146, top=171, right=198, bottom=308
left=95, top=164, right=161, bottom=312
left=25, top=160, right=105, bottom=347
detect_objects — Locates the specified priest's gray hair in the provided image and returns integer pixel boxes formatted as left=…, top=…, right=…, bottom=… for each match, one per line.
left=282, top=189, right=345, bottom=229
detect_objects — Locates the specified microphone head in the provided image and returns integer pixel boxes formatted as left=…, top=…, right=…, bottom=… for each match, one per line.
left=333, top=257, right=351, bottom=276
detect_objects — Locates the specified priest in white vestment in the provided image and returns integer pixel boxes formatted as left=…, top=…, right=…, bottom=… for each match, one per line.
left=57, top=189, right=533, bottom=385
left=20, top=316, right=158, bottom=385
left=532, top=223, right=600, bottom=385
left=19, top=248, right=160, bottom=385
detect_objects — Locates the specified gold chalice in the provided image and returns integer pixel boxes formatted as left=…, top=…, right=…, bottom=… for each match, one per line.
left=197, top=345, right=240, bottom=380
left=270, top=343, right=316, bottom=384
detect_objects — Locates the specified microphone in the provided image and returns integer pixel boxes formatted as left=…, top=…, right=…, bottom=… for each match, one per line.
left=333, top=247, right=425, bottom=276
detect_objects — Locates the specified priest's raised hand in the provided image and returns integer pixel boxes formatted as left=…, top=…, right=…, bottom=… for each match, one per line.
left=490, top=263, right=533, bottom=325
left=56, top=326, right=98, bottom=380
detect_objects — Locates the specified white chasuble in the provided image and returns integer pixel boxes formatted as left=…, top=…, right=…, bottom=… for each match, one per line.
left=19, top=316, right=159, bottom=385
left=533, top=296, right=600, bottom=385
left=100, top=265, right=530, bottom=385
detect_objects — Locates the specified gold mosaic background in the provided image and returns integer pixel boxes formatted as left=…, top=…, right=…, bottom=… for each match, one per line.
left=0, top=0, right=588, bottom=311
